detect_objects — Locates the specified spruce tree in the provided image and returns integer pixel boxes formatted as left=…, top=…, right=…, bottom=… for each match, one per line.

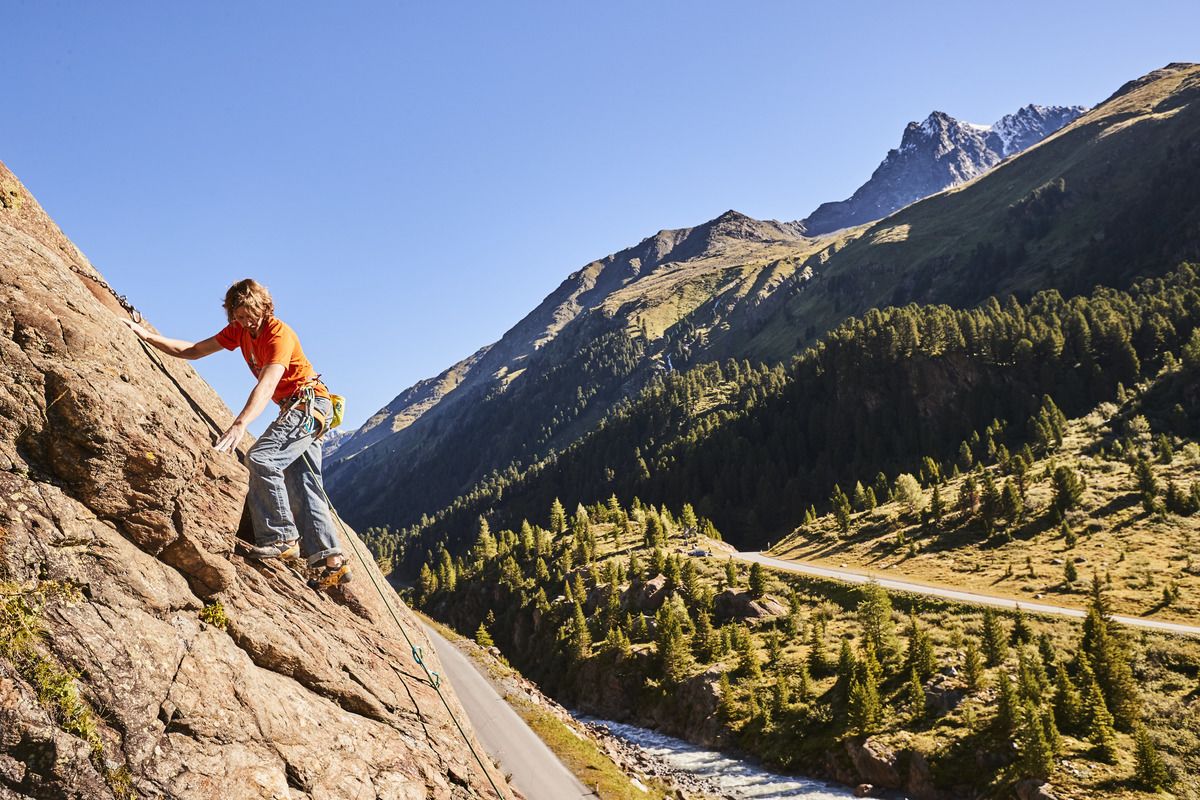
left=549, top=497, right=567, bottom=534
left=995, top=671, right=1019, bottom=740
left=795, top=662, right=813, bottom=703
left=930, top=484, right=945, bottom=525
left=847, top=671, right=882, bottom=736
left=569, top=600, right=592, bottom=662
left=807, top=622, right=830, bottom=675
left=905, top=611, right=937, bottom=680
left=1133, top=724, right=1171, bottom=791
left=748, top=562, right=767, bottom=598
left=717, top=670, right=738, bottom=721
left=964, top=638, right=985, bottom=693
left=1083, top=672, right=1119, bottom=763
left=857, top=582, right=898, bottom=663
left=831, top=484, right=853, bottom=534
left=1051, top=464, right=1085, bottom=514
left=1052, top=662, right=1082, bottom=735
left=982, top=608, right=1009, bottom=666
left=656, top=597, right=693, bottom=684
left=904, top=668, right=926, bottom=724
left=1018, top=699, right=1054, bottom=779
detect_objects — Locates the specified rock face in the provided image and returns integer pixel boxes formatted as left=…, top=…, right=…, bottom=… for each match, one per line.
left=0, top=160, right=509, bottom=799
left=798, top=104, right=1086, bottom=236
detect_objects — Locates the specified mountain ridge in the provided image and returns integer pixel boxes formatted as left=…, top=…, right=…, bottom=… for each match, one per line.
left=796, top=103, right=1086, bottom=236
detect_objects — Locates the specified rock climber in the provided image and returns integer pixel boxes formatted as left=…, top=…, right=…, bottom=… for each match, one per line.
left=121, top=278, right=351, bottom=588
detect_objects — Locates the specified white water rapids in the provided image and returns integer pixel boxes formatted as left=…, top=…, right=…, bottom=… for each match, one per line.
left=583, top=718, right=857, bottom=799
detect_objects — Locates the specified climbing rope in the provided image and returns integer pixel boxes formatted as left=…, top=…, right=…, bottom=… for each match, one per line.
left=302, top=453, right=509, bottom=800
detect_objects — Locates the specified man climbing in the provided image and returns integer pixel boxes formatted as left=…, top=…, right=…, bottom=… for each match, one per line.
left=121, top=278, right=351, bottom=588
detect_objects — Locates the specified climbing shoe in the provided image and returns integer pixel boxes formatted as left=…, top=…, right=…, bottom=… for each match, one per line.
left=245, top=540, right=301, bottom=561
left=311, top=560, right=353, bottom=590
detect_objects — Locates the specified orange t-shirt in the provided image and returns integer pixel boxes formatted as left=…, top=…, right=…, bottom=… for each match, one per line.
left=215, top=317, right=329, bottom=404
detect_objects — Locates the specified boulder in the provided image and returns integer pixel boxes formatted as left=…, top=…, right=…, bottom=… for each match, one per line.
left=623, top=574, right=671, bottom=612
left=712, top=589, right=787, bottom=623
left=1015, top=778, right=1059, bottom=800
left=845, top=738, right=902, bottom=789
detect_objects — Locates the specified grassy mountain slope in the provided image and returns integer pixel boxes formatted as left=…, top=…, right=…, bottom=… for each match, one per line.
left=385, top=263, right=1199, bottom=564
left=327, top=212, right=836, bottom=528
left=732, top=63, right=1200, bottom=363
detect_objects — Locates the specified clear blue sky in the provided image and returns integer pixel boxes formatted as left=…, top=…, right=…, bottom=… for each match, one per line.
left=6, top=1, right=1197, bottom=433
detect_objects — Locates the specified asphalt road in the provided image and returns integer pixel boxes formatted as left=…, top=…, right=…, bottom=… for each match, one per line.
left=735, top=551, right=1200, bottom=638
left=421, top=624, right=594, bottom=800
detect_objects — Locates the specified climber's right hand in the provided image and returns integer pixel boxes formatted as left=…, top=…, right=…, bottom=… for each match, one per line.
left=121, top=318, right=151, bottom=340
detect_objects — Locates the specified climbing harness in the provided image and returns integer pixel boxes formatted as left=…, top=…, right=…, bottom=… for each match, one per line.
left=301, top=451, right=509, bottom=800
left=279, top=379, right=346, bottom=440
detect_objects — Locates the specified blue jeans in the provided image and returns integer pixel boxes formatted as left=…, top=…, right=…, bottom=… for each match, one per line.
left=246, top=395, right=342, bottom=566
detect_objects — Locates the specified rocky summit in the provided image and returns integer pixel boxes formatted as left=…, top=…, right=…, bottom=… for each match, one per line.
left=0, top=160, right=509, bottom=799
left=798, top=103, right=1086, bottom=236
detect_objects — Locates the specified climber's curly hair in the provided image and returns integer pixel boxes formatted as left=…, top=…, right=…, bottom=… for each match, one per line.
left=222, top=279, right=274, bottom=324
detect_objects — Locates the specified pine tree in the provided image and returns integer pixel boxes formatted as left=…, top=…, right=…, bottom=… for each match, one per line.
left=748, top=562, right=767, bottom=598
left=549, top=497, right=567, bottom=534
left=417, top=562, right=439, bottom=605
left=831, top=484, right=853, bottom=534
left=795, top=662, right=813, bottom=702
left=904, top=668, right=926, bottom=723
left=1001, top=479, right=1024, bottom=526
left=724, top=559, right=738, bottom=588
left=807, top=621, right=830, bottom=675
left=847, top=671, right=882, bottom=735
left=995, top=671, right=1019, bottom=740
left=1133, top=456, right=1160, bottom=515
left=834, top=639, right=857, bottom=708
left=857, top=582, right=898, bottom=663
left=905, top=611, right=937, bottom=680
left=771, top=676, right=791, bottom=717
left=1083, top=671, right=1119, bottom=763
left=1018, top=699, right=1054, bottom=779
left=930, top=484, right=945, bottom=525
left=958, top=474, right=979, bottom=518
left=1081, top=584, right=1140, bottom=731
left=656, top=597, right=693, bottom=684
left=475, top=622, right=494, bottom=648
left=1133, top=724, right=1171, bottom=791
left=895, top=473, right=924, bottom=515
left=1011, top=605, right=1033, bottom=645
left=568, top=600, right=592, bottom=662
left=1052, top=662, right=1082, bottom=734
left=693, top=610, right=718, bottom=661
left=735, top=624, right=761, bottom=680
left=1051, top=464, right=1085, bottom=514
left=717, top=671, right=738, bottom=721
left=964, top=638, right=985, bottom=693
left=982, top=608, right=1009, bottom=667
